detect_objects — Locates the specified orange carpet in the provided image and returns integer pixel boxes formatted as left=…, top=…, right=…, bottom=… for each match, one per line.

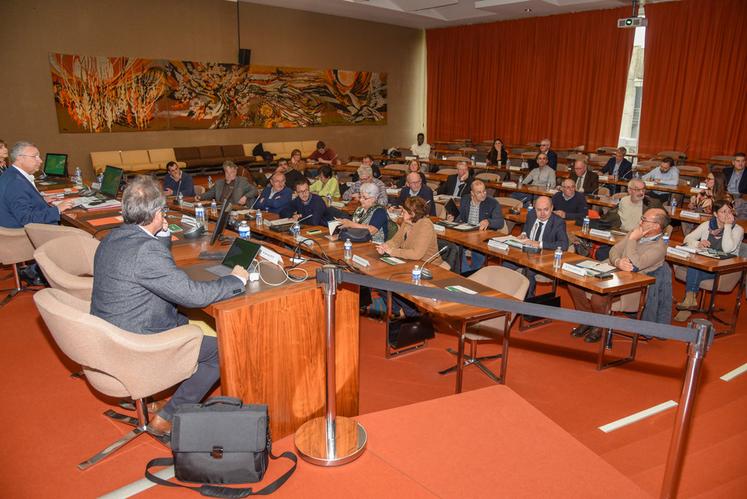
left=0, top=273, right=745, bottom=498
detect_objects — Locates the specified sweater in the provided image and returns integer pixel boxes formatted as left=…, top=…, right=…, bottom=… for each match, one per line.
left=386, top=218, right=443, bottom=265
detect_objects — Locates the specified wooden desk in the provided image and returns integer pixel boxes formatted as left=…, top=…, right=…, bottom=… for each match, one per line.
left=62, top=204, right=361, bottom=440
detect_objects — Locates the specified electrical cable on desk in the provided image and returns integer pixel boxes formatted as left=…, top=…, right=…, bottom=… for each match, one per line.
left=256, top=259, right=308, bottom=286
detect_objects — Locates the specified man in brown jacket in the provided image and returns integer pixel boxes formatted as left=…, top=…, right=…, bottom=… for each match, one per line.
left=567, top=207, right=669, bottom=343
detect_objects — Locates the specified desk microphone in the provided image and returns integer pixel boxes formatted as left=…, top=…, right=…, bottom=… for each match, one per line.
left=294, top=214, right=313, bottom=226
left=420, top=246, right=448, bottom=280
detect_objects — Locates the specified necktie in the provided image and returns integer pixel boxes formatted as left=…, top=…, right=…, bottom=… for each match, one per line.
left=533, top=221, right=544, bottom=241
left=576, top=176, right=583, bottom=190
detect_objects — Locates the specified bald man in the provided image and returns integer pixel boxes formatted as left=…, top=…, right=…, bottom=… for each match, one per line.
left=568, top=207, right=669, bottom=343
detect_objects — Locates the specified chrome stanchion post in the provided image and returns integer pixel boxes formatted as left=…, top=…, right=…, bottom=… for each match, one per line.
left=295, top=265, right=367, bottom=466
left=660, top=319, right=713, bottom=499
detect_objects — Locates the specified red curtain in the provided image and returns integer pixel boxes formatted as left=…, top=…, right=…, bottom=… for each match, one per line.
left=426, top=8, right=633, bottom=149
left=638, top=0, right=747, bottom=159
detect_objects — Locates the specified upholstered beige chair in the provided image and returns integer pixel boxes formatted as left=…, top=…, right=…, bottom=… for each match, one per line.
left=34, top=236, right=100, bottom=300
left=33, top=288, right=203, bottom=470
left=25, top=223, right=93, bottom=249
left=0, top=227, right=36, bottom=307
left=439, top=266, right=529, bottom=382
left=437, top=168, right=458, bottom=175
left=495, top=196, right=522, bottom=234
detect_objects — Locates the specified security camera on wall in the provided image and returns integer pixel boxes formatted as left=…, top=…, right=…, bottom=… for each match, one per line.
left=617, top=17, right=648, bottom=29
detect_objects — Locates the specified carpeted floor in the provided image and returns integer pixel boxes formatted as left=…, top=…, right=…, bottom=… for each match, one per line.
left=0, top=272, right=745, bottom=498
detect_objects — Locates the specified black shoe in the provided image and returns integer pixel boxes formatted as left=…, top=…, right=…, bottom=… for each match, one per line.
left=584, top=328, right=602, bottom=343
left=571, top=325, right=591, bottom=338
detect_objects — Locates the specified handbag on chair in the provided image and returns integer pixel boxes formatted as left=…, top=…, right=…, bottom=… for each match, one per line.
left=145, top=397, right=296, bottom=497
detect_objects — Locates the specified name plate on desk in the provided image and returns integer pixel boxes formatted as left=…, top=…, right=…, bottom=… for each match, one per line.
left=589, top=228, right=613, bottom=239
left=689, top=188, right=703, bottom=194
left=667, top=247, right=692, bottom=258
left=598, top=175, right=609, bottom=181
left=259, top=246, right=284, bottom=266
left=508, top=166, right=522, bottom=172
left=433, top=224, right=446, bottom=233
left=561, top=262, right=587, bottom=276
left=487, top=239, right=509, bottom=251
left=386, top=188, right=401, bottom=196
left=679, top=210, right=702, bottom=219
left=475, top=161, right=487, bottom=166
left=644, top=181, right=656, bottom=187
left=502, top=181, right=518, bottom=188
left=181, top=201, right=195, bottom=208
left=331, top=201, right=346, bottom=208
left=352, top=255, right=370, bottom=267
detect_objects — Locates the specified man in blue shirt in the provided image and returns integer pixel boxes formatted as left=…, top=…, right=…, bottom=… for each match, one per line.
left=284, top=178, right=331, bottom=226
left=162, top=161, right=195, bottom=197
left=255, top=172, right=292, bottom=214
left=642, top=157, right=679, bottom=202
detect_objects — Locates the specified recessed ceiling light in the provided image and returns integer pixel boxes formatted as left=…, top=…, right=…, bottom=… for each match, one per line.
left=524, top=8, right=532, bottom=13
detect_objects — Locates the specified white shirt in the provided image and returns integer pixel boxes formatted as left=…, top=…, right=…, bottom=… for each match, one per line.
left=529, top=219, right=548, bottom=248
left=13, top=165, right=38, bottom=191
left=411, top=143, right=431, bottom=160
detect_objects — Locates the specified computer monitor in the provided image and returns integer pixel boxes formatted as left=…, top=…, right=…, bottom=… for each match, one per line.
left=43, top=153, right=68, bottom=177
left=99, top=165, right=124, bottom=198
left=210, top=198, right=232, bottom=245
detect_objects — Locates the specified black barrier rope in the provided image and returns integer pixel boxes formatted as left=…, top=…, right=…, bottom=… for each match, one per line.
left=318, top=267, right=701, bottom=344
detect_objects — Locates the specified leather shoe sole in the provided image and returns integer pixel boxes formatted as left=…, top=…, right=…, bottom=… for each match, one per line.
left=571, top=325, right=591, bottom=338
left=584, top=328, right=602, bottom=343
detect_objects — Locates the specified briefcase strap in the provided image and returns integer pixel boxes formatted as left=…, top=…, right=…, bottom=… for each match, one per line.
left=145, top=452, right=298, bottom=497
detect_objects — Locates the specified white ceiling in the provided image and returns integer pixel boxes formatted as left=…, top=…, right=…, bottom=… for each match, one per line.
left=240, top=0, right=650, bottom=29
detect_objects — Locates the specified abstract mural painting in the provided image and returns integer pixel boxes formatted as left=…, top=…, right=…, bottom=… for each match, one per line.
left=49, top=53, right=387, bottom=133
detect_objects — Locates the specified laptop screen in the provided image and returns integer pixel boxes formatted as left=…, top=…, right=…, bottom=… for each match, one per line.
left=100, top=165, right=124, bottom=197
left=43, top=153, right=68, bottom=177
left=222, top=238, right=261, bottom=269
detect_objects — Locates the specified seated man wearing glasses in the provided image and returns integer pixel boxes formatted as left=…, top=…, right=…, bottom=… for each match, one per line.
left=396, top=172, right=435, bottom=216
left=568, top=208, right=669, bottom=343
left=616, top=178, right=663, bottom=232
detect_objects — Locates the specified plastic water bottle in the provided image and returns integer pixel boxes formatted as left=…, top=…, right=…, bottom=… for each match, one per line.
left=343, top=239, right=353, bottom=260
left=207, top=176, right=214, bottom=189
left=582, top=216, right=590, bottom=234
left=662, top=233, right=670, bottom=246
left=528, top=202, right=534, bottom=212
left=210, top=199, right=217, bottom=216
left=195, top=202, right=206, bottom=230
left=670, top=197, right=677, bottom=214
left=518, top=175, right=524, bottom=185
left=97, top=172, right=104, bottom=185
left=521, top=160, right=528, bottom=170
left=255, top=209, right=263, bottom=226
left=177, top=191, right=184, bottom=206
left=291, top=222, right=301, bottom=240
left=326, top=194, right=332, bottom=206
left=553, top=247, right=563, bottom=269
left=412, top=265, right=422, bottom=285
left=73, top=167, right=83, bottom=187
left=238, top=221, right=250, bottom=240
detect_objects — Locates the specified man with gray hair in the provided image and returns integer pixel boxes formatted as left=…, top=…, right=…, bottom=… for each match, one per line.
left=0, top=141, right=74, bottom=228
left=342, top=163, right=388, bottom=206
left=91, top=176, right=248, bottom=437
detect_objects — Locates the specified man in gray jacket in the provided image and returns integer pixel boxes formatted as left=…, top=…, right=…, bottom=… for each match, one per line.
left=198, top=160, right=257, bottom=206
left=91, top=176, right=248, bottom=436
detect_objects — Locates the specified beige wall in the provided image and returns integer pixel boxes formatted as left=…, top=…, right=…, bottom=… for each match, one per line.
left=0, top=0, right=426, bottom=178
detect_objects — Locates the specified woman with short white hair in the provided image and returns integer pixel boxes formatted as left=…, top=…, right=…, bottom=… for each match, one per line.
left=338, top=182, right=389, bottom=243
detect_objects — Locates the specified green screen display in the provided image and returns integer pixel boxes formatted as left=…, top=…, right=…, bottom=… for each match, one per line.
left=43, top=153, right=67, bottom=176
left=99, top=165, right=123, bottom=197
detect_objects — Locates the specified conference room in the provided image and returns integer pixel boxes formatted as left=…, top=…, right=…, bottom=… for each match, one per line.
left=1, top=0, right=745, bottom=497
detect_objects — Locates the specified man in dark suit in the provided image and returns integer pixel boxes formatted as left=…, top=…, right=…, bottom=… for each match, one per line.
left=601, top=147, right=633, bottom=194
left=724, top=152, right=747, bottom=196
left=569, top=158, right=599, bottom=194
left=198, top=160, right=257, bottom=206
left=282, top=178, right=332, bottom=226
left=0, top=141, right=74, bottom=228
left=91, top=176, right=248, bottom=437
left=255, top=172, right=293, bottom=214
left=539, top=139, right=558, bottom=171
left=437, top=160, right=473, bottom=197
left=552, top=178, right=589, bottom=221
left=396, top=172, right=436, bottom=215
left=453, top=180, right=505, bottom=273
left=510, top=196, right=569, bottom=296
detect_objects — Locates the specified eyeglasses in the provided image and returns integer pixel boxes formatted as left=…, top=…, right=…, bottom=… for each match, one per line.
left=19, top=154, right=41, bottom=159
left=640, top=217, right=656, bottom=223
left=629, top=187, right=645, bottom=192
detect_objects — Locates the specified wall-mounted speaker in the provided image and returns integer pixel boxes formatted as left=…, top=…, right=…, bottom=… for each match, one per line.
left=239, top=48, right=251, bottom=66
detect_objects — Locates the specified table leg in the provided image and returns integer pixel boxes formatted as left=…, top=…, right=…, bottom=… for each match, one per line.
left=455, top=321, right=467, bottom=394
left=499, top=315, right=511, bottom=385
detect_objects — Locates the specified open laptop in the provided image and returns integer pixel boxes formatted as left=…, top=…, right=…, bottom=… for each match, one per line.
left=184, top=237, right=261, bottom=282
left=43, top=153, right=68, bottom=177
left=79, top=165, right=124, bottom=209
